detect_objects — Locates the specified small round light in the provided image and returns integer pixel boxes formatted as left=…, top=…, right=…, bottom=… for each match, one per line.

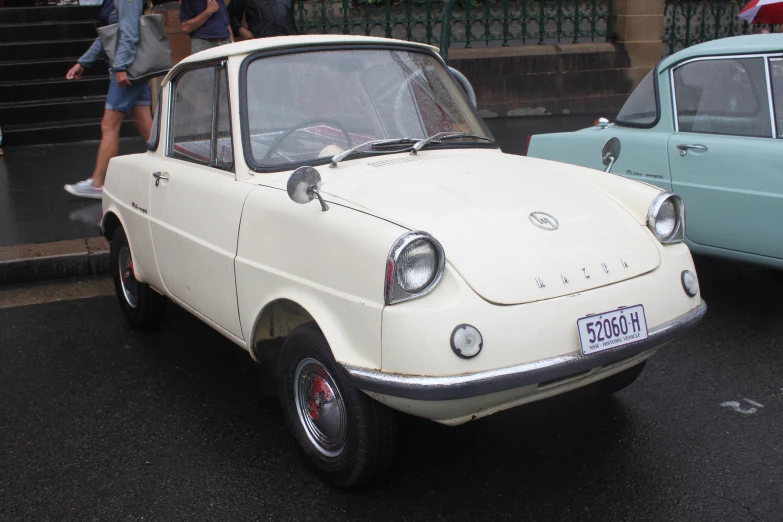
left=451, top=324, right=483, bottom=359
left=681, top=270, right=699, bottom=297
left=655, top=199, right=677, bottom=240
left=396, top=239, right=437, bottom=293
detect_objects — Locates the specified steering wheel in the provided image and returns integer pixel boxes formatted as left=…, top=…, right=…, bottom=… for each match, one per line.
left=262, top=118, right=354, bottom=162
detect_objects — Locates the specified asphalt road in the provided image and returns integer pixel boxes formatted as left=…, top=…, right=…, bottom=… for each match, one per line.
left=1, top=256, right=782, bottom=521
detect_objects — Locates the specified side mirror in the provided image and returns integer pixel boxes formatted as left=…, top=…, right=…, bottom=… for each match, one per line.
left=449, top=67, right=477, bottom=108
left=287, top=166, right=329, bottom=212
left=601, top=137, right=621, bottom=173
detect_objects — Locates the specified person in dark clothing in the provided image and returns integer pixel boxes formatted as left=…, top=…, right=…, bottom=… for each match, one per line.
left=228, top=0, right=298, bottom=40
left=180, top=0, right=233, bottom=53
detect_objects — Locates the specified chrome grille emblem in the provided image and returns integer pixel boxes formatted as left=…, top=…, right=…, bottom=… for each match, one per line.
left=528, top=211, right=559, bottom=231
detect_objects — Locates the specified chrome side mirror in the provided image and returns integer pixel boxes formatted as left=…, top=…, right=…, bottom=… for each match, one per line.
left=601, top=137, right=621, bottom=173
left=287, top=166, right=329, bottom=212
left=449, top=67, right=477, bottom=107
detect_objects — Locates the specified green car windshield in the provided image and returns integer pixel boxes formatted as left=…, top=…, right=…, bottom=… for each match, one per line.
left=243, top=48, right=492, bottom=169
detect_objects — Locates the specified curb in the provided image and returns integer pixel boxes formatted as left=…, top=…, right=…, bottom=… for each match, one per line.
left=0, top=237, right=109, bottom=286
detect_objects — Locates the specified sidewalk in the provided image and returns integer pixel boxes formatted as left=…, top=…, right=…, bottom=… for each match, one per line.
left=0, top=138, right=145, bottom=248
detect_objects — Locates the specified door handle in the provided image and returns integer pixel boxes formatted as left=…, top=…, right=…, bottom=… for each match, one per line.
left=152, top=171, right=169, bottom=187
left=676, top=144, right=707, bottom=156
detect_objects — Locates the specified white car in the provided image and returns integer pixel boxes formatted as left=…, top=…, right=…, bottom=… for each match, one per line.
left=102, top=35, right=706, bottom=487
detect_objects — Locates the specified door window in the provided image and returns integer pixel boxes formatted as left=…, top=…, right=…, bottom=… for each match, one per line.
left=168, top=65, right=234, bottom=170
left=673, top=57, right=772, bottom=138
left=771, top=58, right=783, bottom=138
left=170, top=67, right=215, bottom=164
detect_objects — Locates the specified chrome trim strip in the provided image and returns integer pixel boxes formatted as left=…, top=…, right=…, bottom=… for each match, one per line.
left=670, top=68, right=679, bottom=133
left=341, top=301, right=707, bottom=401
left=765, top=57, right=778, bottom=139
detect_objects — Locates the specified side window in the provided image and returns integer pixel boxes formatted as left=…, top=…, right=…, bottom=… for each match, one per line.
left=215, top=68, right=234, bottom=170
left=616, top=69, right=658, bottom=127
left=673, top=57, right=772, bottom=138
left=771, top=58, right=783, bottom=138
left=169, top=67, right=216, bottom=164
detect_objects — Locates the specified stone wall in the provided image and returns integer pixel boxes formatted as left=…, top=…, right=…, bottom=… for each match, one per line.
left=447, top=42, right=634, bottom=118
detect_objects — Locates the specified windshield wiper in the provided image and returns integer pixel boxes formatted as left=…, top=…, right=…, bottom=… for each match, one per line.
left=330, top=138, right=418, bottom=167
left=411, top=132, right=493, bottom=154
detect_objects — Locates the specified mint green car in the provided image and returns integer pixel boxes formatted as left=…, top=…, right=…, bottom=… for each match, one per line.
left=528, top=34, right=783, bottom=269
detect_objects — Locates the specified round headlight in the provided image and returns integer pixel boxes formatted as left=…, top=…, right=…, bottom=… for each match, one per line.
left=655, top=199, right=677, bottom=239
left=647, top=193, right=685, bottom=244
left=385, top=231, right=446, bottom=304
left=396, top=238, right=437, bottom=293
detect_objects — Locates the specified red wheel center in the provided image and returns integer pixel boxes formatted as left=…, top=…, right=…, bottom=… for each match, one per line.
left=308, top=375, right=332, bottom=420
left=123, top=260, right=134, bottom=280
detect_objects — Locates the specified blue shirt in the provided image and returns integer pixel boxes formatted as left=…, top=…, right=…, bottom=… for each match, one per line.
left=77, top=0, right=145, bottom=73
left=180, top=0, right=231, bottom=40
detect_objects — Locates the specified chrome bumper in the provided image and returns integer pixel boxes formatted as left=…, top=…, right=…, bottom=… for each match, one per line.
left=341, top=300, right=707, bottom=401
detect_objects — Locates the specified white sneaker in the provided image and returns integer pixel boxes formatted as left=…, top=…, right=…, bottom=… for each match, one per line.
left=64, top=179, right=103, bottom=199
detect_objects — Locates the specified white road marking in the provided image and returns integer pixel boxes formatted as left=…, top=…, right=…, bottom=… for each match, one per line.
left=720, top=398, right=764, bottom=415
left=743, top=399, right=764, bottom=408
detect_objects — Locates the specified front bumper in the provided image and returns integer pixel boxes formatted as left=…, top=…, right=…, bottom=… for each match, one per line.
left=341, top=300, right=706, bottom=401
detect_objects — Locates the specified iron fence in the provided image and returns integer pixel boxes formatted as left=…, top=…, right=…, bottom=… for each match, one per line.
left=663, top=0, right=780, bottom=56
left=294, top=0, right=612, bottom=56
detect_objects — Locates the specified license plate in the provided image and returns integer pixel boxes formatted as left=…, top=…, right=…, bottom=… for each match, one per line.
left=577, top=305, right=648, bottom=356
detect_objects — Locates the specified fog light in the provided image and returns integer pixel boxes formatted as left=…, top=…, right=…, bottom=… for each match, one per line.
left=451, top=324, right=483, bottom=359
left=681, top=270, right=698, bottom=297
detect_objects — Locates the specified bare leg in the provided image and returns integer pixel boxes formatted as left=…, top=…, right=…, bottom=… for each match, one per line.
left=130, top=104, right=152, bottom=141
left=91, top=109, right=126, bottom=188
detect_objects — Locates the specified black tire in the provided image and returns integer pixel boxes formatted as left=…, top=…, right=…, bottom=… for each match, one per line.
left=110, top=227, right=167, bottom=328
left=599, top=361, right=646, bottom=395
left=277, top=323, right=398, bottom=488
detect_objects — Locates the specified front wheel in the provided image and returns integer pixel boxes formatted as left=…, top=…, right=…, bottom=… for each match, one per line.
left=110, top=227, right=167, bottom=328
left=277, top=323, right=398, bottom=488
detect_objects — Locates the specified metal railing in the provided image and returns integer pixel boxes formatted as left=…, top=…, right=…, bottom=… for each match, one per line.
left=663, top=0, right=781, bottom=56
left=294, top=0, right=612, bottom=59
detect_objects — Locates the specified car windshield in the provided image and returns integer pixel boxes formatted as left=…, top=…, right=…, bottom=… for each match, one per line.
left=616, top=69, right=658, bottom=127
left=243, top=48, right=492, bottom=169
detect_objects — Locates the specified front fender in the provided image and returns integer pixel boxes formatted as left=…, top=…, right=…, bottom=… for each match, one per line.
left=235, top=185, right=407, bottom=369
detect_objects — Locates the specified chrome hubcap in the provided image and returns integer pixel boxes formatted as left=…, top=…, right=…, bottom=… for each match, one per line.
left=118, top=246, right=138, bottom=308
left=294, top=358, right=347, bottom=457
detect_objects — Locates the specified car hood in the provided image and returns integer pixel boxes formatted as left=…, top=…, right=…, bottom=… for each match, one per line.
left=321, top=150, right=661, bottom=305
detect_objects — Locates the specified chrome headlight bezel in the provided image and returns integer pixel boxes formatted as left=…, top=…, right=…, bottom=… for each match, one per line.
left=647, top=192, right=685, bottom=244
left=385, top=231, right=445, bottom=305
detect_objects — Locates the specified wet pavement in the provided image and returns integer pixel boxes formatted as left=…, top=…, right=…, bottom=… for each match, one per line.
left=1, top=256, right=782, bottom=521
left=0, top=114, right=606, bottom=247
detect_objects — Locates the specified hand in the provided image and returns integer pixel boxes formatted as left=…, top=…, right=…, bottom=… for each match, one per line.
left=238, top=27, right=254, bottom=41
left=66, top=63, right=84, bottom=80
left=115, top=71, right=131, bottom=87
left=205, top=0, right=219, bottom=15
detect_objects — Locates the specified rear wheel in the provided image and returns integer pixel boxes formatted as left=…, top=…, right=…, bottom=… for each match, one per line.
left=599, top=361, right=646, bottom=395
left=277, top=323, right=398, bottom=488
left=110, top=227, right=167, bottom=328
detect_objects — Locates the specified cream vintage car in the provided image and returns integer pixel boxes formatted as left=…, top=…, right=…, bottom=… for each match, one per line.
left=101, top=35, right=707, bottom=487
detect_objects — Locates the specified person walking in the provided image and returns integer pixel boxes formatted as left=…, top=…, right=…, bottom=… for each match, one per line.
left=228, top=0, right=297, bottom=40
left=180, top=0, right=233, bottom=54
left=63, top=0, right=152, bottom=199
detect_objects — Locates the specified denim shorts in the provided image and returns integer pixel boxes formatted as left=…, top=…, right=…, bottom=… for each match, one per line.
left=105, top=73, right=151, bottom=114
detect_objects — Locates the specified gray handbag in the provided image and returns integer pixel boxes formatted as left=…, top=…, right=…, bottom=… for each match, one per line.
left=98, top=14, right=173, bottom=82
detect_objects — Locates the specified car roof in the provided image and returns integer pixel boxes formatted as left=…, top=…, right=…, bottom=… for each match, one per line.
left=161, top=34, right=441, bottom=85
left=659, top=33, right=783, bottom=71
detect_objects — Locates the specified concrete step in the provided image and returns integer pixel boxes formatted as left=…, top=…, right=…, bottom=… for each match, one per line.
left=0, top=5, right=98, bottom=24
left=0, top=57, right=107, bottom=82
left=2, top=117, right=140, bottom=146
left=0, top=76, right=109, bottom=102
left=0, top=38, right=95, bottom=61
left=0, top=96, right=107, bottom=126
left=0, top=20, right=98, bottom=43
